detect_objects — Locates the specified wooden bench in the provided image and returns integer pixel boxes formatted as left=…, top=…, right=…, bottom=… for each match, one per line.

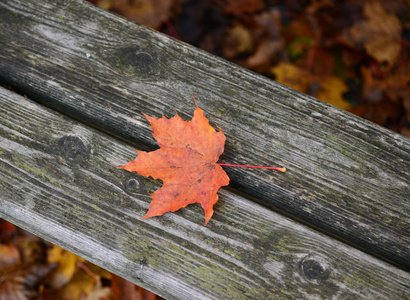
left=1, top=0, right=409, bottom=298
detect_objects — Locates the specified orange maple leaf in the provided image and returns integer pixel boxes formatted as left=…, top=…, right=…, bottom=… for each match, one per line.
left=119, top=100, right=230, bottom=225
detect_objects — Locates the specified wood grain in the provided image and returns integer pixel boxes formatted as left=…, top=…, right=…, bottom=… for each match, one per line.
left=0, top=0, right=409, bottom=271
left=1, top=87, right=409, bottom=299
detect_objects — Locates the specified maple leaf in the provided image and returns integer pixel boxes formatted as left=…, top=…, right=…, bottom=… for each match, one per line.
left=119, top=100, right=230, bottom=225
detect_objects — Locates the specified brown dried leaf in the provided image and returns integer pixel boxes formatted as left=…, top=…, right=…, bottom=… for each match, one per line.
left=222, top=21, right=254, bottom=59
left=244, top=9, right=285, bottom=72
left=346, top=2, right=402, bottom=67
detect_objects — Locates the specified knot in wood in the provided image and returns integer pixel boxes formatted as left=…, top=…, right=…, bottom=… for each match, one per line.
left=58, top=135, right=89, bottom=161
left=299, top=255, right=331, bottom=283
left=125, top=178, right=140, bottom=194
left=115, top=47, right=159, bottom=78
left=131, top=52, right=154, bottom=70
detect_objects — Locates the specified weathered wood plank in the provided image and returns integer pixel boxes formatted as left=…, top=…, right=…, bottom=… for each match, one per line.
left=1, top=87, right=409, bottom=299
left=0, top=0, right=409, bottom=270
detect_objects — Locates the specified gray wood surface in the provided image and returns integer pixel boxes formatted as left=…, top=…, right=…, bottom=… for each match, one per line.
left=0, top=0, right=409, bottom=270
left=1, top=87, right=409, bottom=299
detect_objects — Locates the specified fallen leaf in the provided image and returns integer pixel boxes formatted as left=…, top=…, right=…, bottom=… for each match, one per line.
left=244, top=9, right=284, bottom=73
left=315, top=76, right=350, bottom=110
left=271, top=62, right=350, bottom=110
left=344, top=2, right=402, bottom=67
left=119, top=100, right=230, bottom=225
left=46, top=245, right=85, bottom=289
left=41, top=263, right=98, bottom=300
left=222, top=21, right=254, bottom=59
left=271, top=62, right=309, bottom=92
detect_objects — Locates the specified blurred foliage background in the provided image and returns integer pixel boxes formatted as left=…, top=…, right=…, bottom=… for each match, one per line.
left=90, top=0, right=410, bottom=137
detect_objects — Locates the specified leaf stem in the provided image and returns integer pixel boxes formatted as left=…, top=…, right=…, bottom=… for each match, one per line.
left=218, top=163, right=286, bottom=172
